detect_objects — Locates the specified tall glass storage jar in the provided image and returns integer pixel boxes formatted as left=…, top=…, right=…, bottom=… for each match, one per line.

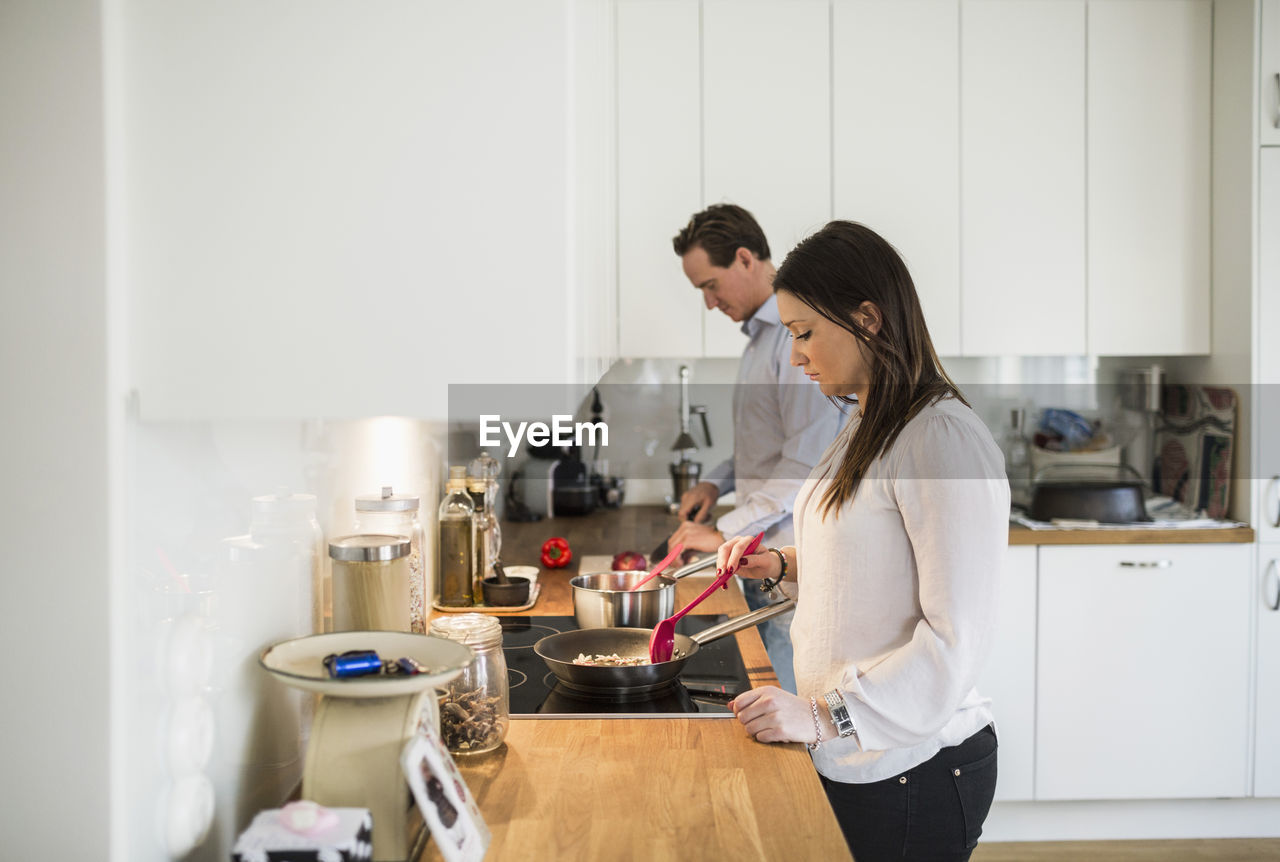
left=247, top=489, right=326, bottom=635
left=428, top=613, right=508, bottom=755
left=329, top=534, right=412, bottom=633
left=353, top=486, right=426, bottom=634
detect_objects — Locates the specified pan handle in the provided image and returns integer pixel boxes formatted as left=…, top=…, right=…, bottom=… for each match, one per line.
left=690, top=598, right=795, bottom=646
left=668, top=554, right=718, bottom=580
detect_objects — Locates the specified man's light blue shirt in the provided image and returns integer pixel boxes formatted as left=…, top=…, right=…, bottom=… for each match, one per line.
left=704, top=293, right=846, bottom=545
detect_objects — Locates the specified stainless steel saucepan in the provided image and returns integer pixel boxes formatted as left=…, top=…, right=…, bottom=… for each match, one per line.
left=570, top=554, right=719, bottom=628
left=535, top=597, right=794, bottom=694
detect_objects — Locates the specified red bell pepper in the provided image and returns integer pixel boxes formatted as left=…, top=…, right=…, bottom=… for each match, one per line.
left=540, top=537, right=572, bottom=569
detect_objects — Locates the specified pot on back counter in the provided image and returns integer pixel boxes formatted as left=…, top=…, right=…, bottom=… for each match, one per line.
left=1028, top=463, right=1150, bottom=524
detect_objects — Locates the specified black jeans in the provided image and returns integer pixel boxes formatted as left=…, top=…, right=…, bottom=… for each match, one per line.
left=819, top=725, right=998, bottom=862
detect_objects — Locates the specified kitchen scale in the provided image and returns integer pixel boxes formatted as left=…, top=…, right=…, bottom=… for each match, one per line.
left=260, top=631, right=473, bottom=862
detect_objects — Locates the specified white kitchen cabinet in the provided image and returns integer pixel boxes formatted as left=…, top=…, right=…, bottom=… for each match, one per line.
left=1260, top=149, right=1280, bottom=543
left=960, top=0, right=1086, bottom=357
left=616, top=0, right=703, bottom=359
left=1036, top=544, right=1252, bottom=800
left=127, top=2, right=592, bottom=420
left=1087, top=0, right=1211, bottom=356
left=1263, top=0, right=1280, bottom=147
left=832, top=0, right=960, bottom=357
left=1257, top=545, right=1280, bottom=796
left=975, top=545, right=1037, bottom=801
left=702, top=0, right=830, bottom=358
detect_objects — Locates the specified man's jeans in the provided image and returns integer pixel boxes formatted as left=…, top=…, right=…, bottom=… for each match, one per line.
left=742, top=579, right=796, bottom=694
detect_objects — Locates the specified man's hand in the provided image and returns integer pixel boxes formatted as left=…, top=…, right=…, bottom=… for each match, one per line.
left=666, top=519, right=725, bottom=554
left=677, top=481, right=720, bottom=523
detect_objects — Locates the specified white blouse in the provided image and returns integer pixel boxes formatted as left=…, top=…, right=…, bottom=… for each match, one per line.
left=790, top=395, right=1010, bottom=784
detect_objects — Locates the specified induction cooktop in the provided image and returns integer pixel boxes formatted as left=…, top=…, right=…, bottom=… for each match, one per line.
left=499, top=614, right=753, bottom=718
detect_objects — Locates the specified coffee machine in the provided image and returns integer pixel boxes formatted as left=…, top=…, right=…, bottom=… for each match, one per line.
left=1116, top=364, right=1164, bottom=487
left=670, top=365, right=713, bottom=506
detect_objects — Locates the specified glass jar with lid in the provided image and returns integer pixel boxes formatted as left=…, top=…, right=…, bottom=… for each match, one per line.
left=244, top=488, right=326, bottom=635
left=428, top=613, right=508, bottom=755
left=329, top=534, right=412, bottom=633
left=353, top=486, right=426, bottom=634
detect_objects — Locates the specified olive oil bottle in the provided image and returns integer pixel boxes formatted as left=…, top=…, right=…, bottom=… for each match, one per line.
left=437, top=466, right=475, bottom=607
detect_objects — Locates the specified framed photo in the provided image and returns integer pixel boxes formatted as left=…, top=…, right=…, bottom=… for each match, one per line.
left=401, top=721, right=490, bottom=862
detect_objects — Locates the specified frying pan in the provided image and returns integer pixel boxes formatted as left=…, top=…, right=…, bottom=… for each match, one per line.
left=534, top=597, right=794, bottom=693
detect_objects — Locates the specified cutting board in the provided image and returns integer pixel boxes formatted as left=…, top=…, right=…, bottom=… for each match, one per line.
left=1153, top=385, right=1236, bottom=518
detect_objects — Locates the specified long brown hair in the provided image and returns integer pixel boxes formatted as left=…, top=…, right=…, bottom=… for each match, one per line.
left=774, top=221, right=966, bottom=518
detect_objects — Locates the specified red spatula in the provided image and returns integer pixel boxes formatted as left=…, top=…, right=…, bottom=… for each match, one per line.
left=647, top=531, right=764, bottom=663
left=627, top=543, right=684, bottom=592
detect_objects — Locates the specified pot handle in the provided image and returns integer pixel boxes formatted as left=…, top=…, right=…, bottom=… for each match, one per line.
left=668, top=555, right=718, bottom=580
left=690, top=598, right=795, bottom=646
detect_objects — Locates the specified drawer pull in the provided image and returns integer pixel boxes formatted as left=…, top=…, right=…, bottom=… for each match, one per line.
left=1275, top=73, right=1280, bottom=129
left=1118, top=560, right=1172, bottom=568
left=1266, top=560, right=1280, bottom=612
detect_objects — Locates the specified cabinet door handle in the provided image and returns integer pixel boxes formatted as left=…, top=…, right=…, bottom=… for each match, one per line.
left=1118, top=560, right=1173, bottom=568
left=1269, top=476, right=1280, bottom=529
left=1275, top=73, right=1280, bottom=129
left=1266, top=560, right=1280, bottom=612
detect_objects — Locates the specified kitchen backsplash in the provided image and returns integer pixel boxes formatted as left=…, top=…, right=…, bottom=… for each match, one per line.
left=444, top=354, right=1109, bottom=509
left=123, top=416, right=444, bottom=861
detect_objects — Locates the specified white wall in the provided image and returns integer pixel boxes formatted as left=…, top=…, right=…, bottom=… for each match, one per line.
left=0, top=1, right=112, bottom=857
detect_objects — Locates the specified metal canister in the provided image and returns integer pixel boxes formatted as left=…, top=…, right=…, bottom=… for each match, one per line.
left=328, top=534, right=412, bottom=633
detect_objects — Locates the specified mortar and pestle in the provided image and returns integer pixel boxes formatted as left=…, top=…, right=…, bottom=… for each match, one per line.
left=482, top=560, right=531, bottom=607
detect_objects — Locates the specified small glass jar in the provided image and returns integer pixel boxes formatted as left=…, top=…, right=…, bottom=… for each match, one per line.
left=428, top=613, right=508, bottom=755
left=329, top=535, right=412, bottom=633
left=354, top=486, right=426, bottom=633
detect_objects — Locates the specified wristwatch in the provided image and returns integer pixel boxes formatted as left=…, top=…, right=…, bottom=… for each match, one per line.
left=823, top=689, right=858, bottom=739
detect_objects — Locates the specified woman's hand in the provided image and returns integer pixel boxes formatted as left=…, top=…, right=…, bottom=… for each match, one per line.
left=730, top=686, right=817, bottom=745
left=715, top=534, right=780, bottom=579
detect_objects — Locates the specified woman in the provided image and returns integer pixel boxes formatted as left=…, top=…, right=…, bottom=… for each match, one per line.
left=717, top=221, right=1009, bottom=861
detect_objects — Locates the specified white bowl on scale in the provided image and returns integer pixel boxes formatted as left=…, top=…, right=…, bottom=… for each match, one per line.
left=259, top=630, right=473, bottom=698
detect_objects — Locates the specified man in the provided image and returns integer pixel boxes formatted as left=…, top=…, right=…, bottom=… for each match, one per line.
left=665, top=203, right=845, bottom=694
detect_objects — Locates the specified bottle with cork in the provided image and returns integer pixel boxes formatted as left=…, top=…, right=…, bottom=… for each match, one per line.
left=467, top=452, right=503, bottom=601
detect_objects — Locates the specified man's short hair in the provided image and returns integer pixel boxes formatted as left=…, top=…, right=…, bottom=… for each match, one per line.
left=672, top=203, right=771, bottom=267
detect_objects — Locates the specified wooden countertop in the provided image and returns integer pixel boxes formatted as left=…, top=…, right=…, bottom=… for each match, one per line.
left=423, top=507, right=849, bottom=860
left=497, top=503, right=1255, bottom=555
left=424, top=505, right=1254, bottom=860
left=426, top=718, right=849, bottom=861
left=1008, top=524, right=1255, bottom=544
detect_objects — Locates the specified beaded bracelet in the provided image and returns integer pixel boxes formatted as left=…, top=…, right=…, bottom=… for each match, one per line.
left=760, top=547, right=788, bottom=593
left=806, top=696, right=823, bottom=752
